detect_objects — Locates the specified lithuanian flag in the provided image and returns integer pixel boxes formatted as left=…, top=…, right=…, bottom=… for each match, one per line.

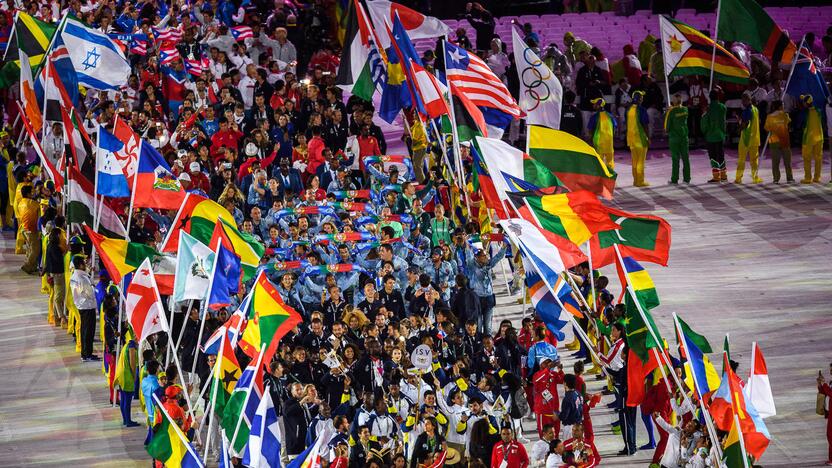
left=146, top=396, right=205, bottom=468
left=589, top=207, right=671, bottom=268
left=238, top=272, right=303, bottom=362
left=209, top=330, right=241, bottom=418
left=509, top=190, right=620, bottom=246
left=84, top=225, right=159, bottom=284
left=660, top=16, right=750, bottom=84
left=162, top=194, right=264, bottom=280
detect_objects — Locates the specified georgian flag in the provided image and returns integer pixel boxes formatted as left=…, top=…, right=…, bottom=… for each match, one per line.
left=125, top=258, right=168, bottom=343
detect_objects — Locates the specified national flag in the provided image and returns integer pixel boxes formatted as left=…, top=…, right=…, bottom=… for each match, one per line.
left=444, top=41, right=522, bottom=121
left=500, top=217, right=586, bottom=290
left=207, top=243, right=242, bottom=310
left=523, top=265, right=568, bottom=341
left=0, top=12, right=57, bottom=87
left=230, top=26, right=254, bottom=41
left=511, top=27, right=562, bottom=129
left=61, top=17, right=131, bottom=90
left=553, top=275, right=582, bottom=318
left=238, top=272, right=303, bottom=363
left=16, top=100, right=63, bottom=189
left=448, top=83, right=488, bottom=141
left=18, top=50, right=42, bottom=134
left=285, top=424, right=335, bottom=468
left=336, top=0, right=383, bottom=101
left=722, top=416, right=752, bottom=468
left=84, top=225, right=159, bottom=284
left=660, top=16, right=750, bottom=85
left=674, top=314, right=719, bottom=399
left=39, top=41, right=79, bottom=122
left=130, top=37, right=148, bottom=55
left=184, top=56, right=209, bottom=76
left=203, top=299, right=249, bottom=355
left=379, top=39, right=411, bottom=123
left=335, top=0, right=350, bottom=45
left=209, top=217, right=266, bottom=280
left=365, top=0, right=451, bottom=48
left=223, top=358, right=265, bottom=455
left=716, top=0, right=796, bottom=65
left=626, top=348, right=660, bottom=406
left=622, top=292, right=663, bottom=363
left=60, top=105, right=94, bottom=175
left=66, top=166, right=127, bottom=239
left=209, top=331, right=241, bottom=418
left=510, top=190, right=619, bottom=246
left=527, top=125, right=617, bottom=199
left=589, top=207, right=671, bottom=268
left=147, top=395, right=205, bottom=468
left=96, top=127, right=132, bottom=197
left=470, top=143, right=508, bottom=219
left=615, top=255, right=659, bottom=310
left=125, top=258, right=167, bottom=343
left=410, top=59, right=449, bottom=118
left=173, top=231, right=215, bottom=303
left=785, top=47, right=830, bottom=109
left=111, top=115, right=141, bottom=182
left=474, top=136, right=563, bottom=201
left=152, top=26, right=183, bottom=44
left=743, top=342, right=776, bottom=419
left=133, top=142, right=186, bottom=210
left=426, top=450, right=447, bottom=468
left=709, top=353, right=771, bottom=460
left=159, top=43, right=181, bottom=66
left=241, top=390, right=282, bottom=468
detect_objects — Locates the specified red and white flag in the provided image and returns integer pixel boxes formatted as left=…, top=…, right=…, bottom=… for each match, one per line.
left=126, top=258, right=168, bottom=342
left=743, top=342, right=776, bottom=419
left=112, top=115, right=141, bottom=182
left=426, top=450, right=447, bottom=468
left=410, top=59, right=449, bottom=119
left=365, top=0, right=451, bottom=48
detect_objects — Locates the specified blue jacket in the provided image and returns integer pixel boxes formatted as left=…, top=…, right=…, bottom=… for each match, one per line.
left=465, top=242, right=508, bottom=298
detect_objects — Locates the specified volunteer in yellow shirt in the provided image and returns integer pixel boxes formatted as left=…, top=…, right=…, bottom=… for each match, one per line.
left=735, top=93, right=761, bottom=184
left=17, top=185, right=40, bottom=274
left=626, top=91, right=650, bottom=187
left=588, top=98, right=616, bottom=170
left=799, top=94, right=824, bottom=183
left=764, top=100, right=793, bottom=183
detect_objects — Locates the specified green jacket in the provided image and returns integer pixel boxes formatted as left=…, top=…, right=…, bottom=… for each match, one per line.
left=701, top=101, right=727, bottom=143
left=665, top=105, right=689, bottom=141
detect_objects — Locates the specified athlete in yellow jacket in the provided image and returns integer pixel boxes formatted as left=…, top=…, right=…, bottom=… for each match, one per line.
left=735, top=93, right=761, bottom=184
left=799, top=95, right=824, bottom=183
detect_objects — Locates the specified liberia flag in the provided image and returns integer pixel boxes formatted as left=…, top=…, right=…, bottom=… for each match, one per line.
left=125, top=258, right=168, bottom=343
left=230, top=26, right=254, bottom=41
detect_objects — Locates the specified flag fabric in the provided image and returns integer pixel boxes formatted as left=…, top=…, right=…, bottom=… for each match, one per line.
left=146, top=396, right=205, bottom=468
left=60, top=105, right=94, bottom=174
left=173, top=231, right=215, bottom=303
left=722, top=416, right=752, bottom=468
left=163, top=194, right=240, bottom=251
left=626, top=349, right=660, bottom=406
left=96, top=127, right=132, bottom=197
left=449, top=83, right=488, bottom=141
left=785, top=47, right=830, bottom=108
left=19, top=50, right=43, bottom=134
left=716, top=0, right=796, bottom=65
left=676, top=316, right=712, bottom=353
left=203, top=299, right=249, bottom=355
left=709, top=353, right=771, bottom=460
left=511, top=27, right=562, bottom=129
left=207, top=243, right=242, bottom=310
left=111, top=115, right=141, bottom=182
left=744, top=342, right=776, bottom=419
left=159, top=44, right=181, bottom=66
left=134, top=142, right=185, bottom=210
left=660, top=16, right=750, bottom=84
left=61, top=17, right=131, bottom=90
left=444, top=41, right=523, bottom=121
left=616, top=255, right=660, bottom=310
left=210, top=217, right=266, bottom=281
left=125, top=258, right=167, bottom=343
left=527, top=125, right=617, bottom=199
left=84, top=225, right=159, bottom=284
left=513, top=190, right=619, bottom=246
left=675, top=315, right=718, bottom=398
left=365, top=0, right=451, bottom=49
left=470, top=143, right=508, bottom=220
left=241, top=390, right=282, bottom=468
left=238, top=272, right=303, bottom=363
left=589, top=207, right=671, bottom=268
left=335, top=0, right=384, bottom=101
left=0, top=12, right=57, bottom=87
left=285, top=424, right=335, bottom=468
left=523, top=260, right=568, bottom=341
left=210, top=331, right=241, bottom=418
left=230, top=26, right=254, bottom=41
left=623, top=292, right=663, bottom=363
left=379, top=39, right=411, bottom=123
left=223, top=359, right=265, bottom=455
left=66, top=166, right=127, bottom=239
left=410, top=59, right=449, bottom=118
left=153, top=26, right=183, bottom=44
left=41, top=51, right=79, bottom=123
left=17, top=100, right=64, bottom=189
left=475, top=135, right=563, bottom=198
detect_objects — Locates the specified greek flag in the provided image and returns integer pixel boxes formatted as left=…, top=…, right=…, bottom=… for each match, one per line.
left=61, top=18, right=131, bottom=90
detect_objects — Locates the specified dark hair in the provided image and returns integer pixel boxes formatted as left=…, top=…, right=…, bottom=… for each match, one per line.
left=146, top=360, right=161, bottom=375
left=564, top=373, right=577, bottom=389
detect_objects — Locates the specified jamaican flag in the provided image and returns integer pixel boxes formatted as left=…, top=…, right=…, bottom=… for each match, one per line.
left=0, top=13, right=58, bottom=88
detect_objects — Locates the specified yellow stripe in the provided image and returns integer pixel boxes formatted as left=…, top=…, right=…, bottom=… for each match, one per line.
left=19, top=13, right=51, bottom=50
left=219, top=218, right=261, bottom=267
left=166, top=421, right=190, bottom=465
left=99, top=238, right=133, bottom=277
left=539, top=194, right=591, bottom=244
left=677, top=58, right=749, bottom=78
left=627, top=269, right=655, bottom=292
left=529, top=125, right=613, bottom=177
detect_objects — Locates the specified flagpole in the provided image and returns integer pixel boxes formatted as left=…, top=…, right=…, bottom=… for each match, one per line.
left=671, top=313, right=724, bottom=461
left=151, top=394, right=204, bottom=464
left=175, top=299, right=195, bottom=352
left=759, top=37, right=805, bottom=163
left=190, top=243, right=222, bottom=384
left=229, top=345, right=266, bottom=453
left=733, top=411, right=751, bottom=468
left=203, top=333, right=224, bottom=461
left=32, top=13, right=68, bottom=81
left=708, top=0, right=722, bottom=93
left=442, top=37, right=472, bottom=216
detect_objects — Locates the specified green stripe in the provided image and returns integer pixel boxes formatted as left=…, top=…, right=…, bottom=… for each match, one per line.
left=670, top=66, right=749, bottom=84
left=597, top=215, right=659, bottom=250
left=524, top=196, right=569, bottom=239
left=146, top=417, right=175, bottom=462
left=125, top=242, right=159, bottom=269
left=352, top=62, right=375, bottom=102
left=718, top=0, right=775, bottom=52
left=66, top=200, right=123, bottom=239
left=624, top=293, right=662, bottom=363
left=528, top=147, right=616, bottom=179
left=677, top=316, right=713, bottom=353
left=523, top=158, right=562, bottom=188
left=222, top=390, right=251, bottom=454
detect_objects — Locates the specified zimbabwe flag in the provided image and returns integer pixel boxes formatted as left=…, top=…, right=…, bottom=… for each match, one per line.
left=660, top=16, right=750, bottom=84
left=589, top=207, right=671, bottom=268
left=238, top=272, right=303, bottom=363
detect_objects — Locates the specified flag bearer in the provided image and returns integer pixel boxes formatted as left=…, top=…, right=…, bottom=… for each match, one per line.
left=735, top=93, right=761, bottom=184
left=799, top=94, right=824, bottom=183
left=626, top=91, right=650, bottom=187
left=588, top=98, right=616, bottom=169
left=664, top=93, right=690, bottom=184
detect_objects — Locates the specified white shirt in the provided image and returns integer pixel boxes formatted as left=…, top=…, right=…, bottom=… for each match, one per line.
left=600, top=338, right=626, bottom=371
left=239, top=75, right=257, bottom=108
left=70, top=269, right=96, bottom=310
left=531, top=439, right=551, bottom=467
left=545, top=453, right=563, bottom=468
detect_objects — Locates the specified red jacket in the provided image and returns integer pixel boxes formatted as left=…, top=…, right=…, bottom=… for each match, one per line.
left=491, top=440, right=529, bottom=468
left=562, top=437, right=600, bottom=467
left=306, top=136, right=326, bottom=175
left=533, top=367, right=564, bottom=414
left=357, top=135, right=381, bottom=170
left=211, top=129, right=242, bottom=156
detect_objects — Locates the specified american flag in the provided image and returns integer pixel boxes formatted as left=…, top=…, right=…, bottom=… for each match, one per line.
left=159, top=44, right=181, bottom=65
left=230, top=25, right=254, bottom=41
left=443, top=41, right=522, bottom=119
left=152, top=26, right=183, bottom=43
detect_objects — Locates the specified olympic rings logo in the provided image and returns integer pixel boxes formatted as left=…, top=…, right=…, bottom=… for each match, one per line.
left=521, top=48, right=552, bottom=111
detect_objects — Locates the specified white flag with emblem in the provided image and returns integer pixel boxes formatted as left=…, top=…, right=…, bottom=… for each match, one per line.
left=61, top=17, right=131, bottom=90
left=511, top=27, right=562, bottom=130
left=126, top=258, right=168, bottom=342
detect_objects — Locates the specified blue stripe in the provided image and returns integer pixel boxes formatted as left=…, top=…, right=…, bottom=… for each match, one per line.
left=683, top=333, right=713, bottom=398
left=76, top=71, right=121, bottom=90
left=63, top=21, right=123, bottom=52
left=623, top=256, right=644, bottom=273
left=98, top=128, right=124, bottom=152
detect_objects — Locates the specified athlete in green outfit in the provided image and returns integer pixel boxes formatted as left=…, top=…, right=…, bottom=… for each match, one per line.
left=664, top=93, right=690, bottom=184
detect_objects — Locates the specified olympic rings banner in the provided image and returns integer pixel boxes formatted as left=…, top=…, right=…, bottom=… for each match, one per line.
left=511, top=27, right=563, bottom=130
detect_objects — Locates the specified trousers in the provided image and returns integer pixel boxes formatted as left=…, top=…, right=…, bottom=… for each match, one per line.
left=669, top=137, right=690, bottom=183
left=629, top=145, right=647, bottom=186
left=770, top=145, right=793, bottom=182
left=802, top=142, right=823, bottom=182
left=735, top=141, right=760, bottom=183
left=79, top=308, right=96, bottom=358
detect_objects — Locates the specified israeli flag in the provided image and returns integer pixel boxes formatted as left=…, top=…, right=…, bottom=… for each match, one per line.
left=61, top=18, right=131, bottom=90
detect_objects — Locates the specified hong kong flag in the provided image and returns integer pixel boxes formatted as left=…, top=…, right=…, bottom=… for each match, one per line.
left=125, top=258, right=168, bottom=342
